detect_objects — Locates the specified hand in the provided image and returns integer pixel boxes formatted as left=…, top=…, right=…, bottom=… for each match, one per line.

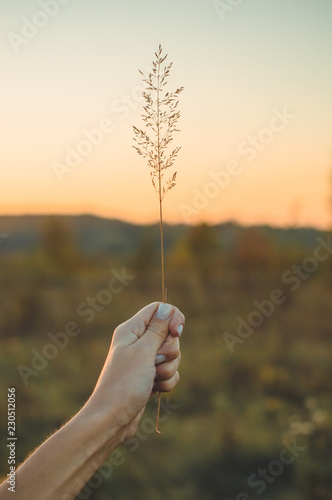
left=2, top=303, right=184, bottom=500
left=89, top=302, right=184, bottom=441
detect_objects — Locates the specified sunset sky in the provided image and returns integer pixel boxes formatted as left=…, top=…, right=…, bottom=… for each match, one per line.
left=1, top=0, right=332, bottom=228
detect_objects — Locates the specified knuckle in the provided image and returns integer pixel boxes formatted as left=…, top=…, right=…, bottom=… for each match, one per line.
left=148, top=323, right=165, bottom=339
left=156, top=364, right=173, bottom=380
left=160, top=371, right=180, bottom=392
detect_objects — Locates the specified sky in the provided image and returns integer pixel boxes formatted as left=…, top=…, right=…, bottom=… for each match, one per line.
left=1, top=0, right=332, bottom=228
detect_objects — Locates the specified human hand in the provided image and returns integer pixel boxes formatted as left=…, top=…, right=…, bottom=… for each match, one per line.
left=4, top=304, right=184, bottom=500
left=89, top=302, right=184, bottom=442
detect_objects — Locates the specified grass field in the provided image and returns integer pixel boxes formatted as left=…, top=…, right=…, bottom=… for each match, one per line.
left=0, top=216, right=331, bottom=499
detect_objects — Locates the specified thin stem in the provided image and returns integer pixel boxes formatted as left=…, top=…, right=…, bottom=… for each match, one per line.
left=160, top=199, right=165, bottom=303
left=133, top=46, right=182, bottom=434
left=156, top=392, right=162, bottom=434
left=157, top=53, right=165, bottom=303
left=156, top=51, right=164, bottom=434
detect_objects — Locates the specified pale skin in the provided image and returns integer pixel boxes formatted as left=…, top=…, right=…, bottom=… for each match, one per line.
left=0, top=302, right=184, bottom=500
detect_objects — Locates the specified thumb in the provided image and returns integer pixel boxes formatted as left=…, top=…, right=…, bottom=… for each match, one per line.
left=140, top=303, right=174, bottom=353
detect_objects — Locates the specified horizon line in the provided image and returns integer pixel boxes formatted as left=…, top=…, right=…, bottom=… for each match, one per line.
left=0, top=211, right=329, bottom=232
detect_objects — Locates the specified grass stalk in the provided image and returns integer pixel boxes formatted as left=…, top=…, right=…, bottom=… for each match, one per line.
left=133, top=44, right=183, bottom=432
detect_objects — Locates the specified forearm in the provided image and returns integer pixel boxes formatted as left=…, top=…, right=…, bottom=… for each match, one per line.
left=0, top=303, right=183, bottom=500
left=0, top=402, right=122, bottom=500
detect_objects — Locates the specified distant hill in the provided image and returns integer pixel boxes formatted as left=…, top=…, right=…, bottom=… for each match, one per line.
left=0, top=215, right=186, bottom=257
left=0, top=214, right=327, bottom=256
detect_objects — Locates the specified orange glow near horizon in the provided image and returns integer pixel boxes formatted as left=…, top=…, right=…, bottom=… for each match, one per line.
left=1, top=138, right=330, bottom=229
left=1, top=173, right=330, bottom=230
left=1, top=2, right=332, bottom=230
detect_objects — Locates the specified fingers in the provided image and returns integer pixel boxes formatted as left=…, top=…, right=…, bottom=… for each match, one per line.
left=154, top=336, right=181, bottom=393
left=139, top=302, right=185, bottom=352
left=155, top=352, right=181, bottom=381
left=129, top=302, right=185, bottom=339
left=113, top=302, right=161, bottom=346
left=168, top=307, right=185, bottom=338
left=154, top=371, right=180, bottom=393
left=139, top=303, right=175, bottom=352
left=113, top=302, right=184, bottom=348
left=156, top=333, right=180, bottom=361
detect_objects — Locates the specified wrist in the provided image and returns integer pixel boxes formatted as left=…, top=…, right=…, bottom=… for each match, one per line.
left=78, top=397, right=125, bottom=459
left=11, top=396, right=126, bottom=500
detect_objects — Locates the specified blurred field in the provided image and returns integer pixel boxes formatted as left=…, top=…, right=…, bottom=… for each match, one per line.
left=0, top=215, right=332, bottom=500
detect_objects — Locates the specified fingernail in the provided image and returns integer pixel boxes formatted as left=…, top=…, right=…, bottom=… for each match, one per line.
left=177, top=324, right=183, bottom=337
left=156, top=303, right=172, bottom=320
left=155, top=354, right=166, bottom=365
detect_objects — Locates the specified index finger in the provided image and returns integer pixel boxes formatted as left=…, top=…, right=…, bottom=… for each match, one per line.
left=125, top=302, right=185, bottom=339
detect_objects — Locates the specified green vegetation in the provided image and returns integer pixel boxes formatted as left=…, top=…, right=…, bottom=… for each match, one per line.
left=0, top=215, right=331, bottom=499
